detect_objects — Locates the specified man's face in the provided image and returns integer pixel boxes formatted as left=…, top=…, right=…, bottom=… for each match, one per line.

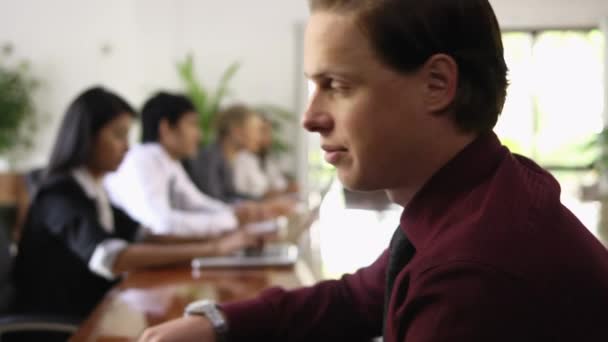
left=163, top=111, right=201, bottom=159
left=303, top=12, right=436, bottom=192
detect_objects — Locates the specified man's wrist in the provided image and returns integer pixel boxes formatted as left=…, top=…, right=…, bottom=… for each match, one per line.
left=184, top=300, right=228, bottom=341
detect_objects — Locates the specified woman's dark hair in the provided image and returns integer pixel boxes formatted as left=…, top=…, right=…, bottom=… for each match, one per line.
left=46, top=86, right=135, bottom=176
left=308, top=0, right=508, bottom=133
left=141, top=92, right=195, bottom=143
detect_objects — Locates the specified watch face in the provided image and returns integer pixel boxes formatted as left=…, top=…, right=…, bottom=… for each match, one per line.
left=185, top=300, right=227, bottom=332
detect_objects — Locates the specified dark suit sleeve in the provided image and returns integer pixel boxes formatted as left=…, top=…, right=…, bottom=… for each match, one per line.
left=221, top=250, right=389, bottom=341
left=37, top=193, right=114, bottom=265
left=112, top=206, right=143, bottom=242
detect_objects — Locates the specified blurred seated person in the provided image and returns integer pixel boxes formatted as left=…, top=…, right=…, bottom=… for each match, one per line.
left=105, top=92, right=286, bottom=237
left=184, top=105, right=266, bottom=203
left=184, top=104, right=295, bottom=212
left=233, top=115, right=298, bottom=199
left=14, top=87, right=258, bottom=320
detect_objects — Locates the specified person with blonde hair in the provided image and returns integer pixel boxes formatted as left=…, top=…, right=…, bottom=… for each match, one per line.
left=15, top=87, right=257, bottom=322
left=140, top=1, right=608, bottom=340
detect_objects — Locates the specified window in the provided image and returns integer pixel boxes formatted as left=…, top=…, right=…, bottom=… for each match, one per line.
left=498, top=30, right=605, bottom=167
left=497, top=29, right=605, bottom=238
left=304, top=29, right=606, bottom=278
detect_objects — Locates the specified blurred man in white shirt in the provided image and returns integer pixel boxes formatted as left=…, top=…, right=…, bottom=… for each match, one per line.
left=106, top=92, right=267, bottom=237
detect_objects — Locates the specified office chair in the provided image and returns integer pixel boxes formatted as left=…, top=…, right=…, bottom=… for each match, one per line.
left=0, top=170, right=80, bottom=341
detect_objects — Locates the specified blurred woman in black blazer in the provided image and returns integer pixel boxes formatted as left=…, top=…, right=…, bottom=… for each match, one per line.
left=14, top=87, right=256, bottom=320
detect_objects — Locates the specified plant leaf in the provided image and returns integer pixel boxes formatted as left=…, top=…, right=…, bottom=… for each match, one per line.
left=209, top=61, right=240, bottom=117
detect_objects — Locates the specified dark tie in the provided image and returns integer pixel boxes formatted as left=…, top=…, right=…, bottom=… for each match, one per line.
left=383, top=226, right=416, bottom=337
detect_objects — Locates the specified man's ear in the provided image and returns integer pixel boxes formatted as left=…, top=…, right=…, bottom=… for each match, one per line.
left=158, top=118, right=172, bottom=142
left=421, top=53, right=458, bottom=113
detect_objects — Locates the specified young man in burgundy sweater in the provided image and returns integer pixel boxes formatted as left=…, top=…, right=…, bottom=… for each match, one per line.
left=139, top=0, right=608, bottom=341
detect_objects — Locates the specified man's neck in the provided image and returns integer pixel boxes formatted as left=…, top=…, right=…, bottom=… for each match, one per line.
left=160, top=142, right=181, bottom=161
left=387, top=132, right=477, bottom=208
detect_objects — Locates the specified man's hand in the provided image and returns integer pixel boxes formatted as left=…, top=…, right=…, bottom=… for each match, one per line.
left=216, top=230, right=258, bottom=255
left=262, top=197, right=296, bottom=217
left=138, top=316, right=216, bottom=342
left=234, top=202, right=267, bottom=225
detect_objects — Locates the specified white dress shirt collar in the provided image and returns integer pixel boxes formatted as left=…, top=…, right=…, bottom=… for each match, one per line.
left=72, top=167, right=114, bottom=234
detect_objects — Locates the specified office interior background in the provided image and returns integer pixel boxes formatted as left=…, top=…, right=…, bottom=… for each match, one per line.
left=1, top=0, right=608, bottom=280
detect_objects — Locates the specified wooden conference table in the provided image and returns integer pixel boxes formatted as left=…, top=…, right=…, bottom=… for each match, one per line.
left=70, top=260, right=315, bottom=341
left=70, top=185, right=393, bottom=341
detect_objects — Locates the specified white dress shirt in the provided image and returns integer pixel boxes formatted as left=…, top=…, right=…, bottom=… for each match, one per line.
left=233, top=151, right=288, bottom=198
left=105, top=143, right=238, bottom=237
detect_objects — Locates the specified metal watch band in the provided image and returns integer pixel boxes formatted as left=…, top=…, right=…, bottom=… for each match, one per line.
left=184, top=300, right=228, bottom=342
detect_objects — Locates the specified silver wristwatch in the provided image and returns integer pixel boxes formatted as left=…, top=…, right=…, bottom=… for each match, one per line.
left=184, top=299, right=228, bottom=341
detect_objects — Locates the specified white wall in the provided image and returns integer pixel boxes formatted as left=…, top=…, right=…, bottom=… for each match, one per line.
left=0, top=0, right=308, bottom=170
left=1, top=0, right=608, bottom=171
left=491, top=0, right=608, bottom=29
left=0, top=0, right=143, bottom=169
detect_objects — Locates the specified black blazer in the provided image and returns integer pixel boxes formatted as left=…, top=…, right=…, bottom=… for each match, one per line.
left=14, top=173, right=140, bottom=319
left=184, top=142, right=251, bottom=203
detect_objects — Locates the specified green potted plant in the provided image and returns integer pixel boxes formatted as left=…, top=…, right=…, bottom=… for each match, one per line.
left=0, top=43, right=39, bottom=242
left=176, top=54, right=240, bottom=146
left=0, top=43, right=38, bottom=168
left=176, top=53, right=299, bottom=194
left=577, top=128, right=608, bottom=242
left=176, top=53, right=296, bottom=153
left=579, top=128, right=608, bottom=200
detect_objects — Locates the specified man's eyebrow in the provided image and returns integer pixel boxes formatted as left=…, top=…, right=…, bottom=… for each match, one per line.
left=304, top=71, right=328, bottom=80
left=305, top=70, right=355, bottom=80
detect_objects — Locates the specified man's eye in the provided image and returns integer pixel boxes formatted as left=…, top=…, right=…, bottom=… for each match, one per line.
left=319, top=79, right=333, bottom=90
left=322, top=79, right=346, bottom=91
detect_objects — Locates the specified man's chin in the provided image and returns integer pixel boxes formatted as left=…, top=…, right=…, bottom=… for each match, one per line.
left=338, top=171, right=383, bottom=193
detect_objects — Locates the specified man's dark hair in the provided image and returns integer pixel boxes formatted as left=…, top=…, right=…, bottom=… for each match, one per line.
left=47, top=86, right=135, bottom=176
left=141, top=92, right=196, bottom=143
left=308, top=0, right=508, bottom=133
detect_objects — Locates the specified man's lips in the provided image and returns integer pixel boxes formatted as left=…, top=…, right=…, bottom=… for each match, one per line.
left=322, top=145, right=348, bottom=164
